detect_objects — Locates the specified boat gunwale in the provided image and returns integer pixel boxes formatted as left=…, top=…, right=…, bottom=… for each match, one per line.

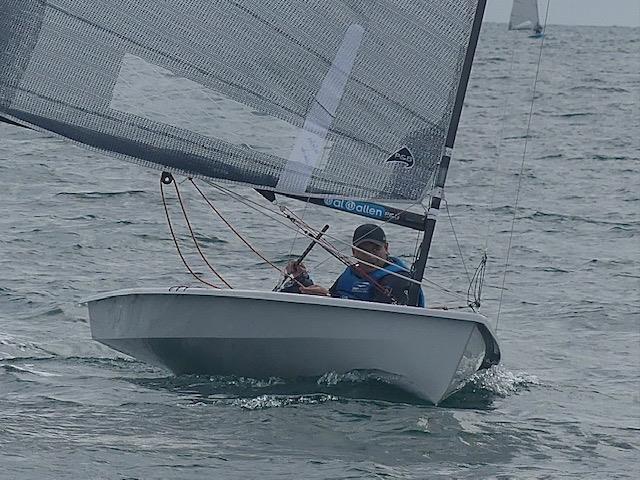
left=82, top=287, right=494, bottom=328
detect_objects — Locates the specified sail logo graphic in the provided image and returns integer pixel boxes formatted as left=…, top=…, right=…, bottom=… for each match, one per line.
left=323, top=199, right=386, bottom=219
left=385, top=147, right=414, bottom=169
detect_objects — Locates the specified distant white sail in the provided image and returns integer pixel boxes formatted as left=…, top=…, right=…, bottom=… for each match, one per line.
left=0, top=0, right=484, bottom=202
left=509, top=0, right=541, bottom=31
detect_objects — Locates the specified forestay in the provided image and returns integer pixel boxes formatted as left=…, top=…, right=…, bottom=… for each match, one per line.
left=508, top=0, right=541, bottom=31
left=0, top=0, right=480, bottom=202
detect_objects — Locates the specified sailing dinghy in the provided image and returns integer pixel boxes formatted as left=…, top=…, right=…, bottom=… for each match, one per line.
left=1, top=0, right=500, bottom=404
left=509, top=0, right=544, bottom=37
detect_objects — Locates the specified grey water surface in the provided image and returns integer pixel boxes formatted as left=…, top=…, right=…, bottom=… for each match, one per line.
left=1, top=23, right=638, bottom=479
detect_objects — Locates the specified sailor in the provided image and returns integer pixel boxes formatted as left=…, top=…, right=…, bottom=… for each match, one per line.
left=281, top=224, right=425, bottom=307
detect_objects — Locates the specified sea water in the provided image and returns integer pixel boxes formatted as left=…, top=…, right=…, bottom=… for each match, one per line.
left=0, top=23, right=638, bottom=479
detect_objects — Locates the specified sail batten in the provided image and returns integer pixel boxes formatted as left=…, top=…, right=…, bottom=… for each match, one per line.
left=1, top=0, right=482, bottom=202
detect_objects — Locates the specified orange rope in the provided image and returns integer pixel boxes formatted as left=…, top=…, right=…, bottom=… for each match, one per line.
left=189, top=178, right=309, bottom=291
left=171, top=178, right=233, bottom=288
left=190, top=179, right=284, bottom=272
left=160, top=176, right=221, bottom=289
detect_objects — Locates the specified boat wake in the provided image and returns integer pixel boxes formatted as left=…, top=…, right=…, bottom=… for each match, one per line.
left=133, top=367, right=539, bottom=408
left=0, top=362, right=62, bottom=378
left=0, top=353, right=540, bottom=411
left=232, top=393, right=338, bottom=410
left=317, top=369, right=401, bottom=387
left=130, top=369, right=431, bottom=406
left=465, top=365, right=541, bottom=396
left=439, top=365, right=541, bottom=408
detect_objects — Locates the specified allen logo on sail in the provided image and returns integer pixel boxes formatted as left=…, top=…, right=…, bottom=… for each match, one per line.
left=385, top=147, right=414, bottom=169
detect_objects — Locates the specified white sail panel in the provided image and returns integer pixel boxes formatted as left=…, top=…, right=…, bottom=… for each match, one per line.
left=110, top=54, right=316, bottom=162
left=509, top=0, right=541, bottom=31
left=0, top=0, right=481, bottom=202
left=276, top=24, right=364, bottom=194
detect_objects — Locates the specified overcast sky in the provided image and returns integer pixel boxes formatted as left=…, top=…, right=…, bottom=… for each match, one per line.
left=483, top=0, right=640, bottom=27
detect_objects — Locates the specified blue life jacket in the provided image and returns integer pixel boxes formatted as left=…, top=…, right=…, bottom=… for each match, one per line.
left=333, top=257, right=425, bottom=307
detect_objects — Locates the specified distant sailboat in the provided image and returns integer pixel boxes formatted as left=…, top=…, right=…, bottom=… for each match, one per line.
left=509, top=0, right=544, bottom=37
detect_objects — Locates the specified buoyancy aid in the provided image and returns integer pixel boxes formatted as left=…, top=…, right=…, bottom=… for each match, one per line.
left=333, top=257, right=425, bottom=306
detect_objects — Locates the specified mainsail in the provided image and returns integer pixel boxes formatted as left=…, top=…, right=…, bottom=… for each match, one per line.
left=509, top=0, right=541, bottom=31
left=1, top=0, right=482, bottom=202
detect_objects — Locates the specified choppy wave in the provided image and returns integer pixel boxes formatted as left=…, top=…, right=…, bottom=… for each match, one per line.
left=316, top=369, right=401, bottom=387
left=0, top=363, right=61, bottom=377
left=0, top=335, right=57, bottom=360
left=134, top=368, right=542, bottom=409
left=569, top=85, right=630, bottom=93
left=464, top=365, right=541, bottom=396
left=1, top=23, right=639, bottom=479
left=553, top=112, right=594, bottom=118
left=55, top=190, right=147, bottom=198
left=593, top=154, right=634, bottom=161
left=233, top=393, right=338, bottom=410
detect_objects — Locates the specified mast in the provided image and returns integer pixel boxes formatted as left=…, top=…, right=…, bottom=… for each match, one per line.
left=408, top=0, right=487, bottom=306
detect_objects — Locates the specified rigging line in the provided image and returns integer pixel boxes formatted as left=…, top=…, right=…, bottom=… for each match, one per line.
left=282, top=204, right=467, bottom=300
left=207, top=177, right=426, bottom=264
left=285, top=213, right=422, bottom=286
left=201, top=181, right=339, bottom=290
left=278, top=194, right=466, bottom=302
left=203, top=181, right=326, bottom=240
left=278, top=197, right=314, bottom=289
left=485, top=28, right=520, bottom=253
left=283, top=216, right=399, bottom=304
left=287, top=195, right=311, bottom=267
left=281, top=207, right=383, bottom=270
left=204, top=180, right=466, bottom=301
left=294, top=197, right=468, bottom=302
left=205, top=181, right=296, bottom=222
left=496, top=0, right=551, bottom=332
left=188, top=178, right=306, bottom=288
left=170, top=177, right=233, bottom=288
left=280, top=208, right=353, bottom=264
left=444, top=198, right=471, bottom=284
left=305, top=197, right=425, bottom=269
left=283, top=207, right=468, bottom=302
left=467, top=252, right=487, bottom=310
left=160, top=177, right=221, bottom=289
left=279, top=209, right=400, bottom=303
left=274, top=225, right=330, bottom=292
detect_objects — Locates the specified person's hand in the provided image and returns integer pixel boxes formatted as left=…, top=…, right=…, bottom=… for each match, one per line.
left=299, top=285, right=329, bottom=296
left=285, top=260, right=307, bottom=278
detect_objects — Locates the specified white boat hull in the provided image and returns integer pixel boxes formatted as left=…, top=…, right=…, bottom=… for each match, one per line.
left=86, top=288, right=500, bottom=405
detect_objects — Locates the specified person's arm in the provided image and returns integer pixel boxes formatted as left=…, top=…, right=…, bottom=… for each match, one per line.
left=278, top=261, right=314, bottom=294
left=279, top=261, right=330, bottom=296
left=299, top=284, right=330, bottom=296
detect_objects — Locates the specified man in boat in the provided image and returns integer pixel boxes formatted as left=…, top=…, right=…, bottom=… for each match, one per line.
left=281, top=224, right=425, bottom=307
